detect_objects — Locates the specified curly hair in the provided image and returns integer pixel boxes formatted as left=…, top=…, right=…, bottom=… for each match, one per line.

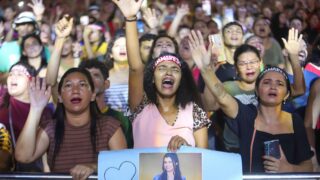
left=144, top=52, right=202, bottom=109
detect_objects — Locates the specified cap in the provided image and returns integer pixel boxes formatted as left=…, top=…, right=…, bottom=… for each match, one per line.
left=14, top=11, right=36, bottom=25
left=88, top=4, right=100, bottom=11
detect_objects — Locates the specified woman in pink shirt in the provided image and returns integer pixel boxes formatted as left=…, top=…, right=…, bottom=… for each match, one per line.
left=112, top=0, right=210, bottom=151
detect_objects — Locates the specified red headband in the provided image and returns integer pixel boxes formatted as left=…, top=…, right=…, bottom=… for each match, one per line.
left=89, top=24, right=106, bottom=33
left=153, top=55, right=181, bottom=70
left=10, top=65, right=31, bottom=78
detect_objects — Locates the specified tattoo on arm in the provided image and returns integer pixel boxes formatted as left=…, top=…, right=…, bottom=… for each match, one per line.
left=213, top=83, right=227, bottom=99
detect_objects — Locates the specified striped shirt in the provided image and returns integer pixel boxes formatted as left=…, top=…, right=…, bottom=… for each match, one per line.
left=104, top=84, right=128, bottom=112
left=43, top=116, right=120, bottom=172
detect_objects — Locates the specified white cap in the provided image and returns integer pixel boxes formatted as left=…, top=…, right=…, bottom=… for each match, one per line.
left=14, top=11, right=36, bottom=25
left=0, top=123, right=5, bottom=129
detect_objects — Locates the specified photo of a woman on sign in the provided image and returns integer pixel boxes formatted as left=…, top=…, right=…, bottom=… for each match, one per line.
left=153, top=153, right=186, bottom=180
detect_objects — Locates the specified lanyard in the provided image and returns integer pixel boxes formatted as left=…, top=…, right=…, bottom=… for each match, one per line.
left=249, top=128, right=257, bottom=173
left=8, top=105, right=16, bottom=148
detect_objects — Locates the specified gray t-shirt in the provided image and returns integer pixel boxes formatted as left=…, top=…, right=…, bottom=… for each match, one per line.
left=223, top=81, right=257, bottom=152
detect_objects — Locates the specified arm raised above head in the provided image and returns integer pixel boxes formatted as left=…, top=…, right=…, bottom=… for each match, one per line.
left=282, top=28, right=306, bottom=97
left=15, top=77, right=51, bottom=163
left=188, top=30, right=238, bottom=119
left=113, top=0, right=145, bottom=111
left=46, top=15, right=73, bottom=86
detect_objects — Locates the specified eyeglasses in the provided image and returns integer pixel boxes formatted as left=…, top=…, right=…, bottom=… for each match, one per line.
left=237, top=60, right=260, bottom=68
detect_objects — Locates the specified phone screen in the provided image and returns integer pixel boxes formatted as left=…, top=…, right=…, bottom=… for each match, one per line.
left=210, top=34, right=226, bottom=62
left=137, top=20, right=144, bottom=34
left=80, top=16, right=89, bottom=26
left=202, top=0, right=211, bottom=16
left=264, top=139, right=280, bottom=159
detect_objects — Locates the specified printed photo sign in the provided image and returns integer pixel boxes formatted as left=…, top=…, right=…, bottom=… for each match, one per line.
left=98, top=147, right=242, bottom=180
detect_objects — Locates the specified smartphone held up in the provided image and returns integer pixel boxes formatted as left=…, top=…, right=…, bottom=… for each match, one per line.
left=209, top=34, right=226, bottom=63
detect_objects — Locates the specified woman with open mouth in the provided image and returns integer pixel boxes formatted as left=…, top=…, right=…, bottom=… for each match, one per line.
left=15, top=68, right=127, bottom=179
left=0, top=62, right=53, bottom=172
left=112, top=0, right=210, bottom=151
left=189, top=25, right=313, bottom=173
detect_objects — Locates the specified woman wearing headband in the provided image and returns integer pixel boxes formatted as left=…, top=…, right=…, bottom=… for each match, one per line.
left=188, top=30, right=313, bottom=172
left=0, top=62, right=52, bottom=172
left=112, top=0, right=210, bottom=151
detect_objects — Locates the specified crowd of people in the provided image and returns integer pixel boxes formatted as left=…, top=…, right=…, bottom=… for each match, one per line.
left=0, top=0, right=319, bottom=179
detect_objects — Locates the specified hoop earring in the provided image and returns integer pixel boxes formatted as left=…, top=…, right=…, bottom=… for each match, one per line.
left=282, top=99, right=286, bottom=105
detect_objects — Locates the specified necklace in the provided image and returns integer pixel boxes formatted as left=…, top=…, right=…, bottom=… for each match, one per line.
left=165, top=106, right=179, bottom=126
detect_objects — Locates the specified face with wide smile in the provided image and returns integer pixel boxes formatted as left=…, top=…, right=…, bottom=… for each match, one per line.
left=223, top=25, right=244, bottom=47
left=236, top=51, right=261, bottom=84
left=59, top=72, right=96, bottom=114
left=163, top=157, right=174, bottom=173
left=154, top=60, right=182, bottom=99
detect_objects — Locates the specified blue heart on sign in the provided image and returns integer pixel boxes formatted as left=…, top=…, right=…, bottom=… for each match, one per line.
left=104, top=161, right=136, bottom=180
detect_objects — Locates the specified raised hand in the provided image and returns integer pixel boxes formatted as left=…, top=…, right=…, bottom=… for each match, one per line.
left=167, top=135, right=189, bottom=152
left=55, top=15, right=73, bottom=39
left=28, top=0, right=45, bottom=19
left=176, top=4, right=189, bottom=18
left=188, top=30, right=212, bottom=70
left=142, top=8, right=159, bottom=29
left=29, top=77, right=51, bottom=111
left=70, top=164, right=96, bottom=180
left=282, top=28, right=303, bottom=56
left=112, top=0, right=143, bottom=19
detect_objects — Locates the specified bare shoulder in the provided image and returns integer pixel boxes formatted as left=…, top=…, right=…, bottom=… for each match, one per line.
left=280, top=111, right=294, bottom=133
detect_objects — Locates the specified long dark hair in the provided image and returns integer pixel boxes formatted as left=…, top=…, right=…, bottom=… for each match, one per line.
left=20, top=33, right=47, bottom=75
left=51, top=68, right=101, bottom=169
left=159, top=153, right=183, bottom=180
left=144, top=52, right=202, bottom=109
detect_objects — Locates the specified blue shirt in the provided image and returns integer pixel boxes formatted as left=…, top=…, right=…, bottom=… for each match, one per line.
left=0, top=41, right=50, bottom=72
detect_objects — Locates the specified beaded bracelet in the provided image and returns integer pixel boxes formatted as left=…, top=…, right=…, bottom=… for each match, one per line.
left=125, top=16, right=137, bottom=22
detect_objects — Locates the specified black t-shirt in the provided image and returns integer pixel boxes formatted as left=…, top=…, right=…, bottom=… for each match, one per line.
left=225, top=100, right=314, bottom=173
left=198, top=62, right=237, bottom=93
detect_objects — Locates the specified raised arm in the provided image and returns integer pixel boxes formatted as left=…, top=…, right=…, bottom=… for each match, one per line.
left=282, top=28, right=306, bottom=97
left=112, top=0, right=144, bottom=111
left=82, top=26, right=95, bottom=59
left=142, top=8, right=160, bottom=35
left=188, top=30, right=238, bottom=119
left=46, top=15, right=73, bottom=86
left=201, top=85, right=220, bottom=111
left=167, top=4, right=189, bottom=38
left=28, top=0, right=45, bottom=26
left=15, top=77, right=51, bottom=163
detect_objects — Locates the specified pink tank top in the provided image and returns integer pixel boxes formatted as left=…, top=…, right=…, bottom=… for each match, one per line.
left=133, top=103, right=195, bottom=148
